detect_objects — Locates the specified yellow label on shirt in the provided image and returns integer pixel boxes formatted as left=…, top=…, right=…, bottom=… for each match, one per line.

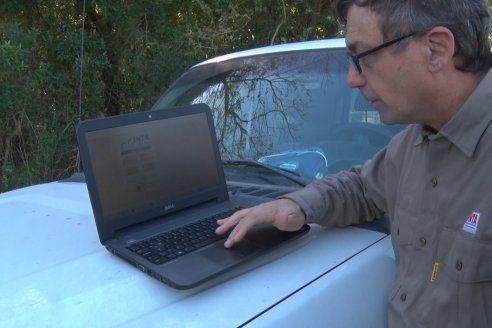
left=431, top=262, right=440, bottom=283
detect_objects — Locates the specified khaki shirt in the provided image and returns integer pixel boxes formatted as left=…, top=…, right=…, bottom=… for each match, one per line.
left=285, top=68, right=492, bottom=327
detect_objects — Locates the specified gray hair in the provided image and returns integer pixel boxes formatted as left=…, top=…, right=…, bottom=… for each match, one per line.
left=336, top=0, right=492, bottom=72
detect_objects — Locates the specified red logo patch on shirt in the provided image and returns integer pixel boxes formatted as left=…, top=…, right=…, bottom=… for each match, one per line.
left=463, top=212, right=481, bottom=234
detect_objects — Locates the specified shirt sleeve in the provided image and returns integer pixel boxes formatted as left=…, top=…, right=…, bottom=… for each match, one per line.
left=281, top=147, right=388, bottom=227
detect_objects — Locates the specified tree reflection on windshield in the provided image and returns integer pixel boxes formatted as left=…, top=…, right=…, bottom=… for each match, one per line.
left=192, top=63, right=310, bottom=159
left=154, top=48, right=402, bottom=180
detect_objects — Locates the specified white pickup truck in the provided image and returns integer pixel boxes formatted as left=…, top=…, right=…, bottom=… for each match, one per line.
left=1, top=39, right=399, bottom=327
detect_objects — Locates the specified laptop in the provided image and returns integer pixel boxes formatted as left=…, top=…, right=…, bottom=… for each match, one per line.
left=76, top=103, right=310, bottom=289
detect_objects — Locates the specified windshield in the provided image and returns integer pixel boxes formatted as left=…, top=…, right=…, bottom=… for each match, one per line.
left=152, top=46, right=404, bottom=183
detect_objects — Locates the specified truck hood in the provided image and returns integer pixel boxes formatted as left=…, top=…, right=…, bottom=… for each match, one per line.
left=0, top=181, right=390, bottom=327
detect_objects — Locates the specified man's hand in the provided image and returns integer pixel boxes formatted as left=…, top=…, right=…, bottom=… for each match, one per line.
left=215, top=198, right=306, bottom=248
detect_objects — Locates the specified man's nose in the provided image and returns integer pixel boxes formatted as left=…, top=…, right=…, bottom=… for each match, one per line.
left=346, top=66, right=366, bottom=89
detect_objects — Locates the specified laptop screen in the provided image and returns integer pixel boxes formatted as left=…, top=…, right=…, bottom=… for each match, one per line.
left=84, top=111, right=221, bottom=220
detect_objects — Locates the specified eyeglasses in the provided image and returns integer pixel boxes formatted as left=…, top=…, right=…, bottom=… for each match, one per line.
left=347, top=33, right=415, bottom=74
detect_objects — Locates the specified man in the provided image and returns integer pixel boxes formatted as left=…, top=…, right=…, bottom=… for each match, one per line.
left=216, top=0, right=492, bottom=327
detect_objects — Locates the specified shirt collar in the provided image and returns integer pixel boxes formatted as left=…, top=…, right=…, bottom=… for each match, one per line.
left=415, top=68, right=492, bottom=157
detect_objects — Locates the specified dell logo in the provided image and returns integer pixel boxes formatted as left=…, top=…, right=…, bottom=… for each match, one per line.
left=164, top=204, right=175, bottom=211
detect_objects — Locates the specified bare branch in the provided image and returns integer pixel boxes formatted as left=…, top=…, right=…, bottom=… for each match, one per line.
left=271, top=0, right=287, bottom=45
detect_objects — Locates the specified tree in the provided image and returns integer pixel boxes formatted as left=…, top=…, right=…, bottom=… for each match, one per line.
left=0, top=0, right=337, bottom=191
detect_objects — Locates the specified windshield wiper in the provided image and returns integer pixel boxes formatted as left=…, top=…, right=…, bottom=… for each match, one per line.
left=222, top=160, right=308, bottom=187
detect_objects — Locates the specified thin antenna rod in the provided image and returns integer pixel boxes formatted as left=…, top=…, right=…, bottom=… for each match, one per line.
left=76, top=0, right=86, bottom=173
left=78, top=0, right=86, bottom=123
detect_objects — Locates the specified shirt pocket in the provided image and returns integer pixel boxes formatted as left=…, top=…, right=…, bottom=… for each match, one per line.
left=388, top=213, right=417, bottom=301
left=441, top=228, right=492, bottom=283
left=392, top=207, right=418, bottom=247
left=439, top=228, right=492, bottom=327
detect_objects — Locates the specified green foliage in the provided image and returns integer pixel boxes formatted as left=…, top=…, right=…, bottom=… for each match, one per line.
left=0, top=4, right=109, bottom=191
left=0, top=0, right=340, bottom=192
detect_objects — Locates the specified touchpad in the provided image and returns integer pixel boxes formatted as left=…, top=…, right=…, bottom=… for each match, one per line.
left=200, top=241, right=261, bottom=266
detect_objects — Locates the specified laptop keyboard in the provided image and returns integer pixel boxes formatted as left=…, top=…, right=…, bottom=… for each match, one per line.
left=127, top=207, right=242, bottom=265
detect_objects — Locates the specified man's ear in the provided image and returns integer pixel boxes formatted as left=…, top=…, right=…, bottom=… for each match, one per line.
left=424, top=26, right=456, bottom=73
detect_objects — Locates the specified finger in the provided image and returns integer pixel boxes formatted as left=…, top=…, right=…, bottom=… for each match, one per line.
left=215, top=220, right=232, bottom=235
left=223, top=217, right=257, bottom=248
left=224, top=207, right=270, bottom=247
left=215, top=208, right=248, bottom=234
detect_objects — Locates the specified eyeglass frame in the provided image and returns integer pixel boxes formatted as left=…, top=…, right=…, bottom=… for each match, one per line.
left=347, top=33, right=415, bottom=74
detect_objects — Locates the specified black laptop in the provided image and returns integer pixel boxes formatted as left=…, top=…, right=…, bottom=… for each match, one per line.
left=76, top=103, right=310, bottom=289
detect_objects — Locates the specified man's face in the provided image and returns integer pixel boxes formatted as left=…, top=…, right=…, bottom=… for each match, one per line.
left=344, top=5, right=428, bottom=125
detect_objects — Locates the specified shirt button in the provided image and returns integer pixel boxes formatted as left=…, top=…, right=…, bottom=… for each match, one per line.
left=400, top=293, right=407, bottom=302
left=419, top=237, right=427, bottom=246
left=456, top=260, right=463, bottom=271
left=431, top=177, right=438, bottom=187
